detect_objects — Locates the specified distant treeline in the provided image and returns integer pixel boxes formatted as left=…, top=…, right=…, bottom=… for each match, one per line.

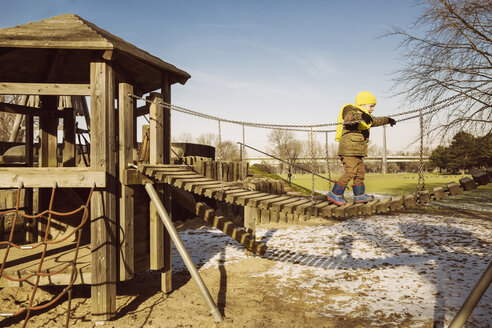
left=428, top=132, right=492, bottom=173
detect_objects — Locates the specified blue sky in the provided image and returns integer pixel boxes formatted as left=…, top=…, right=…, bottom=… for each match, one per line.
left=0, top=0, right=426, bottom=154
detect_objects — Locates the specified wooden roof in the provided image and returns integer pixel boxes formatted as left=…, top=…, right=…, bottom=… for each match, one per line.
left=0, top=14, right=190, bottom=92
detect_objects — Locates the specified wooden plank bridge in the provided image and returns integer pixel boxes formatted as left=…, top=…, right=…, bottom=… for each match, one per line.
left=135, top=163, right=492, bottom=223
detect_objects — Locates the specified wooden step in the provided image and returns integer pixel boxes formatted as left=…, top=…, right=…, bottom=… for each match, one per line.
left=195, top=202, right=266, bottom=256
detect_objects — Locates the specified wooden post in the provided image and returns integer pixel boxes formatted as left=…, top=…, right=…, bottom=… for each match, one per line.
left=382, top=125, right=387, bottom=174
left=62, top=108, right=76, bottom=167
left=24, top=101, right=34, bottom=242
left=38, top=95, right=58, bottom=242
left=118, top=83, right=135, bottom=281
left=90, top=59, right=117, bottom=322
left=39, top=95, right=58, bottom=168
left=148, top=92, right=166, bottom=282
left=244, top=205, right=256, bottom=237
left=161, top=73, right=172, bottom=293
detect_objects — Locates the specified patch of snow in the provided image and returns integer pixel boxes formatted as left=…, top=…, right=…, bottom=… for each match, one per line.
left=172, top=213, right=492, bottom=327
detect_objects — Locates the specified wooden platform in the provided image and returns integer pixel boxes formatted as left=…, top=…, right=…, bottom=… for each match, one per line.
left=0, top=240, right=91, bottom=287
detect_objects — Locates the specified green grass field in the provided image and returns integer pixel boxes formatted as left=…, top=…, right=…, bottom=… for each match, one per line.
left=279, top=172, right=492, bottom=195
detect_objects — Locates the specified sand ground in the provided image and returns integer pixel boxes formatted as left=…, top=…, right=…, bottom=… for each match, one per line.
left=1, top=200, right=491, bottom=328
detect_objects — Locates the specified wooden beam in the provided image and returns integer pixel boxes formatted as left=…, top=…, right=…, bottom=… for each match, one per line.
left=37, top=95, right=56, bottom=249
left=148, top=92, right=166, bottom=274
left=73, top=96, right=91, bottom=130
left=24, top=108, right=35, bottom=242
left=161, top=73, right=172, bottom=293
left=134, top=104, right=149, bottom=117
left=63, top=108, right=76, bottom=167
left=0, top=168, right=106, bottom=188
left=0, top=83, right=91, bottom=96
left=0, top=102, right=40, bottom=116
left=0, top=48, right=23, bottom=61
left=90, top=60, right=117, bottom=322
left=102, top=50, right=114, bottom=61
left=0, top=102, right=75, bottom=118
left=39, top=96, right=58, bottom=168
left=118, top=82, right=135, bottom=281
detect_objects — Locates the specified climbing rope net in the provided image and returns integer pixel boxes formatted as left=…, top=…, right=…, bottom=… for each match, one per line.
left=0, top=186, right=94, bottom=328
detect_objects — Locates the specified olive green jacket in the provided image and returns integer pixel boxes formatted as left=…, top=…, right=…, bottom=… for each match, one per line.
left=337, top=105, right=390, bottom=157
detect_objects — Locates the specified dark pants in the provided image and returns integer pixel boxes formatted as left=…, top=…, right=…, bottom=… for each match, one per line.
left=337, top=156, right=365, bottom=186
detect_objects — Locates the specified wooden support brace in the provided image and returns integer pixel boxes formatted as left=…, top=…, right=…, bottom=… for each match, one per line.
left=188, top=181, right=221, bottom=194
left=347, top=204, right=363, bottom=217
left=283, top=199, right=311, bottom=214
left=248, top=194, right=281, bottom=208
left=389, top=195, right=405, bottom=211
left=118, top=82, right=135, bottom=281
left=90, top=60, right=117, bottom=322
left=225, top=190, right=258, bottom=204
left=446, top=182, right=463, bottom=196
left=459, top=177, right=477, bottom=191
left=260, top=208, right=270, bottom=224
left=174, top=177, right=210, bottom=189
left=259, top=195, right=291, bottom=210
left=432, top=187, right=447, bottom=201
left=278, top=210, right=288, bottom=223
left=418, top=190, right=431, bottom=204
left=270, top=210, right=280, bottom=223
left=311, top=201, right=329, bottom=217
left=295, top=201, right=314, bottom=216
left=321, top=204, right=338, bottom=218
left=334, top=205, right=349, bottom=218
left=235, top=192, right=269, bottom=206
left=361, top=200, right=378, bottom=215
left=470, top=170, right=490, bottom=186
left=403, top=194, right=416, bottom=208
left=271, top=197, right=301, bottom=212
left=0, top=82, right=91, bottom=96
left=376, top=198, right=392, bottom=213
left=195, top=202, right=266, bottom=255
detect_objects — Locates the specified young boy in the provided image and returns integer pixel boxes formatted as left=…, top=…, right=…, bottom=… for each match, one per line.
left=327, top=91, right=396, bottom=205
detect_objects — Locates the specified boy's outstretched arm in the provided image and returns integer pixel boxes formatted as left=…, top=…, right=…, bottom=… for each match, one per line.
left=373, top=116, right=396, bottom=127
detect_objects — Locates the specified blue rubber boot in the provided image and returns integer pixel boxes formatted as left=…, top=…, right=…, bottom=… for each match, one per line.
left=353, top=184, right=374, bottom=204
left=327, top=182, right=347, bottom=205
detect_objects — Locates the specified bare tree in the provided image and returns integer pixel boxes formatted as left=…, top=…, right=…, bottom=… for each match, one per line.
left=388, top=0, right=492, bottom=142
left=196, top=133, right=217, bottom=146
left=302, top=135, right=323, bottom=159
left=217, top=140, right=240, bottom=161
left=267, top=129, right=303, bottom=173
left=172, top=132, right=194, bottom=143
left=0, top=95, right=24, bottom=142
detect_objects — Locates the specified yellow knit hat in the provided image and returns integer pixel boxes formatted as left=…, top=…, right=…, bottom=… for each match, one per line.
left=355, top=91, right=376, bottom=106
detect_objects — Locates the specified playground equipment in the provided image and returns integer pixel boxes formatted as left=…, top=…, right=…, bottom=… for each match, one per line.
left=0, top=14, right=191, bottom=325
left=0, top=14, right=490, bottom=327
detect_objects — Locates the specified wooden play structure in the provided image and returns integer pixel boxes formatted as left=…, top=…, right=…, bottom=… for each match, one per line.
left=0, top=14, right=191, bottom=323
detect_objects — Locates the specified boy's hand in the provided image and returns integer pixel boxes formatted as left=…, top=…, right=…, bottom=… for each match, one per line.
left=361, top=112, right=373, bottom=125
left=388, top=118, right=396, bottom=126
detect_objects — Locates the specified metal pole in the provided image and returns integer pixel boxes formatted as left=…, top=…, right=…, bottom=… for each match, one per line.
left=382, top=125, right=387, bottom=174
left=448, top=261, right=492, bottom=328
left=145, top=183, right=223, bottom=323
